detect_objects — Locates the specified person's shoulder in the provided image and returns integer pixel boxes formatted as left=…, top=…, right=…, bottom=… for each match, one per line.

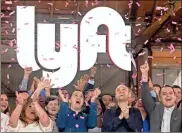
left=1, top=112, right=9, bottom=120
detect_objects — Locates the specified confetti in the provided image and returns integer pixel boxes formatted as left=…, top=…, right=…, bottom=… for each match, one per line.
left=73, top=114, right=76, bottom=117
left=9, top=11, right=15, bottom=16
left=80, top=116, right=84, bottom=119
left=47, top=3, right=53, bottom=6
left=7, top=74, right=9, bottom=79
left=107, top=64, right=110, bottom=68
left=65, top=1, right=69, bottom=7
left=168, top=43, right=175, bottom=54
left=132, top=73, right=137, bottom=79
left=5, top=30, right=8, bottom=35
left=135, top=24, right=141, bottom=26
left=75, top=124, right=79, bottom=128
left=88, top=17, right=93, bottom=19
left=144, top=40, right=148, bottom=45
left=73, top=45, right=78, bottom=50
left=173, top=56, right=176, bottom=60
left=1, top=13, right=5, bottom=18
left=5, top=48, right=8, bottom=52
left=138, top=52, right=146, bottom=56
left=85, top=20, right=90, bottom=24
left=11, top=58, right=15, bottom=61
left=10, top=23, right=13, bottom=27
left=8, top=64, right=12, bottom=68
left=136, top=2, right=140, bottom=7
left=50, top=58, right=54, bottom=60
left=148, top=56, right=153, bottom=59
left=12, top=28, right=15, bottom=33
left=160, top=47, right=163, bottom=51
left=137, top=17, right=141, bottom=20
left=166, top=28, right=170, bottom=32
left=172, top=21, right=177, bottom=25
left=5, top=1, right=12, bottom=4
left=78, top=12, right=82, bottom=16
left=5, top=21, right=9, bottom=24
left=177, top=38, right=182, bottom=41
left=85, top=0, right=88, bottom=7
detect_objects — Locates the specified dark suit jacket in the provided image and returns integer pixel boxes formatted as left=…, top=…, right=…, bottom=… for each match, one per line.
left=141, top=82, right=182, bottom=132
left=102, top=107, right=143, bottom=132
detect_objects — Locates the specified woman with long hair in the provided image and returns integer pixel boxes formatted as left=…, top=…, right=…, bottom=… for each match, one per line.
left=1, top=93, right=10, bottom=115
left=8, top=79, right=53, bottom=132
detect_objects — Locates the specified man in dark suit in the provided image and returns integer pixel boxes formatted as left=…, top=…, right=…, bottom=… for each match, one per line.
left=140, top=63, right=182, bottom=132
left=102, top=84, right=143, bottom=132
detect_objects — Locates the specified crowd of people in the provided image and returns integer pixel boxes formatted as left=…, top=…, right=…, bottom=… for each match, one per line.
left=1, top=63, right=182, bottom=132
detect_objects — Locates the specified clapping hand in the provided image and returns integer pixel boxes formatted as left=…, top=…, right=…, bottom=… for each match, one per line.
left=91, top=88, right=101, bottom=102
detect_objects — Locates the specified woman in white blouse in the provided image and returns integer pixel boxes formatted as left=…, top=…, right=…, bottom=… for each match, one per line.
left=8, top=78, right=53, bottom=132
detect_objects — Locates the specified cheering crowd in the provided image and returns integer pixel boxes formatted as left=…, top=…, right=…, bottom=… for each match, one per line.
left=1, top=63, right=182, bottom=132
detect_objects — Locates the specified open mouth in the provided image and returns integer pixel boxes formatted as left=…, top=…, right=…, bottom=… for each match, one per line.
left=1, top=105, right=7, bottom=108
left=75, top=99, right=81, bottom=104
left=165, top=98, right=172, bottom=102
left=30, top=111, right=35, bottom=115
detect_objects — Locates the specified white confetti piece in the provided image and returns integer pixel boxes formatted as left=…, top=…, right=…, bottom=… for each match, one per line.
left=8, top=64, right=12, bottom=68
left=148, top=56, right=153, bottom=59
left=107, top=64, right=110, bottom=68
left=5, top=1, right=12, bottom=4
left=78, top=12, right=82, bottom=16
left=5, top=48, right=8, bottom=52
left=47, top=3, right=53, bottom=6
left=166, top=28, right=170, bottom=32
left=7, top=74, right=9, bottom=79
left=144, top=40, right=148, bottom=45
left=172, top=21, right=177, bottom=25
left=11, top=58, right=15, bottom=61
left=75, top=124, right=79, bottom=128
left=5, top=21, right=9, bottom=24
left=136, top=2, right=140, bottom=6
left=160, top=47, right=163, bottom=51
left=9, top=11, right=15, bottom=16
left=135, top=24, right=141, bottom=26
left=12, top=28, right=15, bottom=33
left=138, top=52, right=146, bottom=56
left=173, top=56, right=176, bottom=60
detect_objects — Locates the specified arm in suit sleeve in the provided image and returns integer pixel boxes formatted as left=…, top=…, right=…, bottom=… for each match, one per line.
left=102, top=109, right=123, bottom=132
left=83, top=79, right=95, bottom=95
left=125, top=108, right=143, bottom=132
left=142, top=118, right=150, bottom=132
left=87, top=102, right=97, bottom=128
left=141, top=82, right=156, bottom=114
left=56, top=102, right=69, bottom=129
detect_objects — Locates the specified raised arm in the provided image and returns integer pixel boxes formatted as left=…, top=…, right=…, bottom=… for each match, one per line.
left=9, top=92, right=24, bottom=128
left=31, top=78, right=51, bottom=127
left=86, top=88, right=101, bottom=128
left=140, top=63, right=156, bottom=114
left=19, top=67, right=32, bottom=91
left=56, top=89, right=69, bottom=129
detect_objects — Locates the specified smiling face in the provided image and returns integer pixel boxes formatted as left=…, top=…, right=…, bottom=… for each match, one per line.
left=115, top=85, right=131, bottom=102
left=70, top=91, right=84, bottom=111
left=21, top=100, right=39, bottom=123
left=1, top=94, right=8, bottom=113
left=46, top=99, right=59, bottom=116
left=173, top=88, right=181, bottom=103
left=160, top=87, right=176, bottom=108
left=102, top=95, right=112, bottom=107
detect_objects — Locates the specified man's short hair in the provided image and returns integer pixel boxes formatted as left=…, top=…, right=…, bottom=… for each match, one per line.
left=159, top=85, right=174, bottom=95
left=101, top=93, right=113, bottom=99
left=153, top=84, right=161, bottom=89
left=172, top=85, right=181, bottom=89
left=45, top=95, right=59, bottom=105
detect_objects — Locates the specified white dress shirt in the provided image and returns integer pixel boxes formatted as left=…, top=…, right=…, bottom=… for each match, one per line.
left=161, top=106, right=175, bottom=132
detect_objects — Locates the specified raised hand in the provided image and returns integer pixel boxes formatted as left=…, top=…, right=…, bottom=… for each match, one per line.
left=24, top=67, right=33, bottom=75
left=119, top=105, right=130, bottom=119
left=74, top=74, right=89, bottom=91
left=90, top=66, right=97, bottom=77
left=31, top=91, right=39, bottom=103
left=58, top=89, right=69, bottom=102
left=91, top=88, right=101, bottom=102
left=107, top=102, right=117, bottom=109
left=15, top=91, right=24, bottom=106
left=140, top=63, right=149, bottom=74
left=140, top=63, right=149, bottom=82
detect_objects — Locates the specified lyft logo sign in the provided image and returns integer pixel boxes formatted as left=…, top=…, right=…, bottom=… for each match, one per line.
left=16, top=6, right=131, bottom=88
